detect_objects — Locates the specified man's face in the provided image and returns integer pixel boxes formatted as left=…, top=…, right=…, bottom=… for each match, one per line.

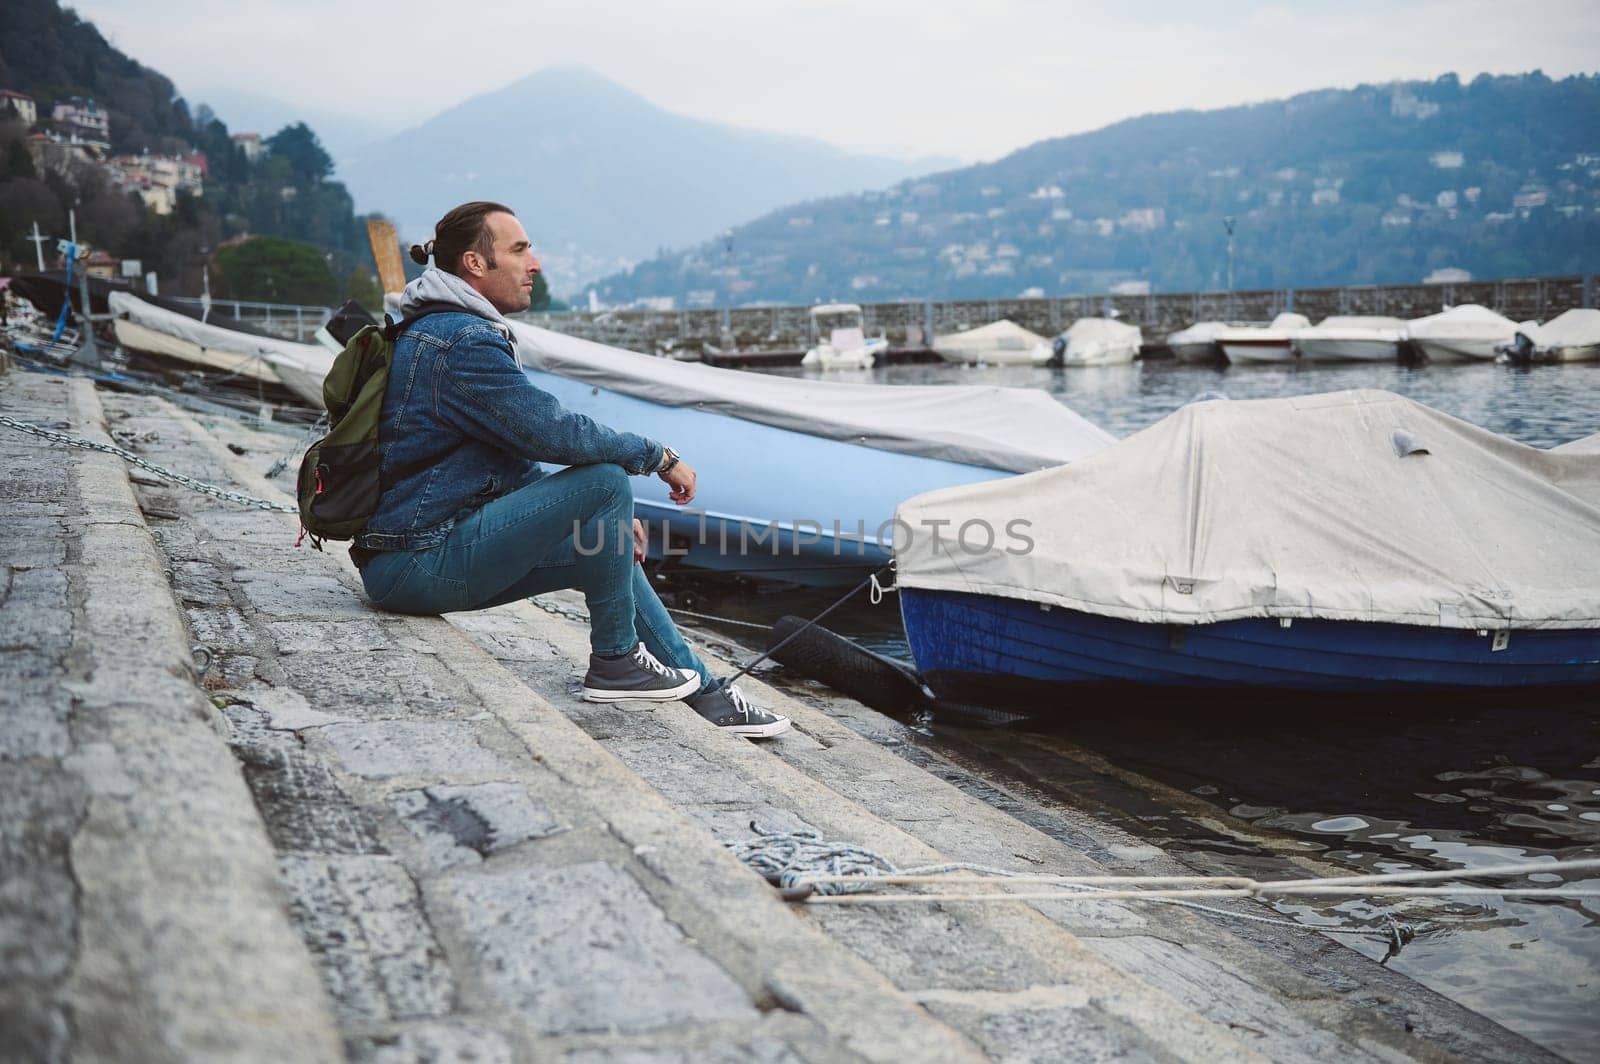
left=464, top=211, right=542, bottom=314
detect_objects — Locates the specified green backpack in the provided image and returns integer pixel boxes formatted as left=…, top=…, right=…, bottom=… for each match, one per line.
left=295, top=307, right=448, bottom=548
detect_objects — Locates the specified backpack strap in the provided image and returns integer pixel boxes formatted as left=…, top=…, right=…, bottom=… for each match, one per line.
left=382, top=301, right=464, bottom=341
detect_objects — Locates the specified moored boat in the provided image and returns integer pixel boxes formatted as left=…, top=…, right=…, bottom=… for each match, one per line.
left=1166, top=321, right=1229, bottom=363
left=800, top=303, right=885, bottom=370
left=933, top=320, right=1051, bottom=366
left=1053, top=317, right=1142, bottom=366
left=1293, top=315, right=1407, bottom=363
left=1528, top=308, right=1600, bottom=363
left=1406, top=304, right=1517, bottom=362
left=510, top=320, right=1112, bottom=584
left=1215, top=313, right=1309, bottom=364
left=895, top=389, right=1600, bottom=700
left=108, top=291, right=334, bottom=407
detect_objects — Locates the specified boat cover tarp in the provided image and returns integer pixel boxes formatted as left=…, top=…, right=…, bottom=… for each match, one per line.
left=1406, top=304, right=1516, bottom=340
left=510, top=321, right=1111, bottom=473
left=896, top=389, right=1600, bottom=629
left=109, top=291, right=334, bottom=405
left=933, top=320, right=1048, bottom=355
left=1534, top=308, right=1600, bottom=348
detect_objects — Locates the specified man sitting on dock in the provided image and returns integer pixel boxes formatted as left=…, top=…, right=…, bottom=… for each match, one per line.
left=351, top=200, right=789, bottom=738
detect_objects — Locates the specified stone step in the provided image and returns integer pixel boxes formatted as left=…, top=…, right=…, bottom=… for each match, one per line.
left=97, top=390, right=984, bottom=1062
left=0, top=374, right=344, bottom=1064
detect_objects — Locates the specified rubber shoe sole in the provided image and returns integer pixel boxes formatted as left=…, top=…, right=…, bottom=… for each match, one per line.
left=581, top=669, right=700, bottom=703
left=721, top=713, right=792, bottom=739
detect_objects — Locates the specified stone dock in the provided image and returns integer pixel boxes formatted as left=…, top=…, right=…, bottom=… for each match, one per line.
left=0, top=369, right=1564, bottom=1063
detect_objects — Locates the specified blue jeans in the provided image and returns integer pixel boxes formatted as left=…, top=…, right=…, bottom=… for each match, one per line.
left=360, top=463, right=713, bottom=691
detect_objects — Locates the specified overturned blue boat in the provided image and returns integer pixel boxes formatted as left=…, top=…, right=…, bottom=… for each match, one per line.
left=895, top=390, right=1600, bottom=701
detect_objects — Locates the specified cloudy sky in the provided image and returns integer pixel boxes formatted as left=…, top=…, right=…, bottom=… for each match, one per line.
left=81, top=0, right=1600, bottom=162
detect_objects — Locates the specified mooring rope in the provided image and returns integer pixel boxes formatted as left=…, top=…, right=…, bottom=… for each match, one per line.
left=725, top=826, right=1600, bottom=953
left=664, top=606, right=772, bottom=631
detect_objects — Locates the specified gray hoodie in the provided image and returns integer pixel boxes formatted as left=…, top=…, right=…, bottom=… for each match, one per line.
left=399, top=267, right=515, bottom=349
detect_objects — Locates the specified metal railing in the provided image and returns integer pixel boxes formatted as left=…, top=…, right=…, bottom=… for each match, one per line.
left=165, top=297, right=334, bottom=343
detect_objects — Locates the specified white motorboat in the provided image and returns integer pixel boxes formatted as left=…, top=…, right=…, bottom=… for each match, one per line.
left=1054, top=317, right=1142, bottom=366
left=1293, top=316, right=1408, bottom=363
left=933, top=320, right=1052, bottom=366
left=1529, top=308, right=1600, bottom=362
left=800, top=303, right=885, bottom=370
left=1215, top=313, right=1310, bottom=364
left=1406, top=304, right=1517, bottom=362
left=1166, top=321, right=1229, bottom=363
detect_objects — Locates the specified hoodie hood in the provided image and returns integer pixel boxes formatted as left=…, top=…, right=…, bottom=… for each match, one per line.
left=399, top=267, right=515, bottom=347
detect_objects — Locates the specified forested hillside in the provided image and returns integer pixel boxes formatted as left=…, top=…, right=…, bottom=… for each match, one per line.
left=594, top=73, right=1600, bottom=307
left=0, top=0, right=378, bottom=304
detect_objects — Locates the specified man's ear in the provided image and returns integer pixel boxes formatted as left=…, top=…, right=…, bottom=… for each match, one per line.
left=460, top=250, right=483, bottom=278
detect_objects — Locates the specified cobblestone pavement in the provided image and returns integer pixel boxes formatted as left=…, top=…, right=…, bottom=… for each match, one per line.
left=1, top=373, right=1562, bottom=1064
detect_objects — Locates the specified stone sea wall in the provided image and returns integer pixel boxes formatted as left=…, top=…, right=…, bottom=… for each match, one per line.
left=526, top=274, right=1597, bottom=353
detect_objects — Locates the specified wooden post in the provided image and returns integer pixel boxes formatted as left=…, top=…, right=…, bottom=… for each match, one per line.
left=366, top=219, right=407, bottom=296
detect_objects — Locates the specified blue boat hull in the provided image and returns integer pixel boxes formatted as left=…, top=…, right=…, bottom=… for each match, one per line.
left=524, top=366, right=1012, bottom=586
left=900, top=588, right=1600, bottom=699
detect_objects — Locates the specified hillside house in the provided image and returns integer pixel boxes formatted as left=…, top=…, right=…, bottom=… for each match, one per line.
left=231, top=132, right=263, bottom=162
left=1513, top=187, right=1548, bottom=210
left=84, top=249, right=121, bottom=279
left=107, top=151, right=206, bottom=215
left=52, top=97, right=109, bottom=145
left=1, top=89, right=37, bottom=127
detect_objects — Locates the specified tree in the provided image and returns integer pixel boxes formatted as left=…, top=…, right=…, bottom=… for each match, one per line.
left=265, top=122, right=334, bottom=185
left=342, top=267, right=383, bottom=312
left=530, top=270, right=553, bottom=312
left=214, top=236, right=339, bottom=306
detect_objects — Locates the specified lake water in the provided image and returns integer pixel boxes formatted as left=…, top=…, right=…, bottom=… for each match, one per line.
left=784, top=356, right=1600, bottom=447
left=661, top=357, right=1600, bottom=1061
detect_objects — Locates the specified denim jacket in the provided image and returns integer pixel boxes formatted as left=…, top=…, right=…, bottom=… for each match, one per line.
left=357, top=274, right=662, bottom=551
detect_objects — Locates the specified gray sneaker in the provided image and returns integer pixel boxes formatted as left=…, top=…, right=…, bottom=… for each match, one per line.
left=688, top=682, right=791, bottom=739
left=582, top=643, right=700, bottom=702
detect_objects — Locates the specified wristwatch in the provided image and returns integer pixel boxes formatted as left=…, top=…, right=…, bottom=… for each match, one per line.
left=657, top=446, right=681, bottom=475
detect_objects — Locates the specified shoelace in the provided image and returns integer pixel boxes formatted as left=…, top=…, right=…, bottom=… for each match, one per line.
left=631, top=644, right=678, bottom=679
left=723, top=684, right=756, bottom=722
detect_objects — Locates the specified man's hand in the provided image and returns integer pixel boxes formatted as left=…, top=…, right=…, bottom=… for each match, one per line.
left=632, top=517, right=647, bottom=564
left=660, top=461, right=696, bottom=505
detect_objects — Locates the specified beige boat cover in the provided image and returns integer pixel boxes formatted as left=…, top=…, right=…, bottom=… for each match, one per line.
left=896, top=389, right=1600, bottom=629
left=510, top=320, right=1111, bottom=473
left=932, top=319, right=1049, bottom=356
left=108, top=291, right=333, bottom=404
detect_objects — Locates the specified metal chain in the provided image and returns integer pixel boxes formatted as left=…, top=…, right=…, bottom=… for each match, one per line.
left=0, top=414, right=298, bottom=514
left=264, top=414, right=328, bottom=479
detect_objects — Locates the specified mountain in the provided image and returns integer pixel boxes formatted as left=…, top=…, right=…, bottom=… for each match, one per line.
left=592, top=73, right=1600, bottom=308
left=337, top=67, right=957, bottom=290
left=187, top=86, right=399, bottom=164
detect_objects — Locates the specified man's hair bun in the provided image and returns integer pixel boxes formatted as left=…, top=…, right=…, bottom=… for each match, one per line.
left=408, top=240, right=434, bottom=266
